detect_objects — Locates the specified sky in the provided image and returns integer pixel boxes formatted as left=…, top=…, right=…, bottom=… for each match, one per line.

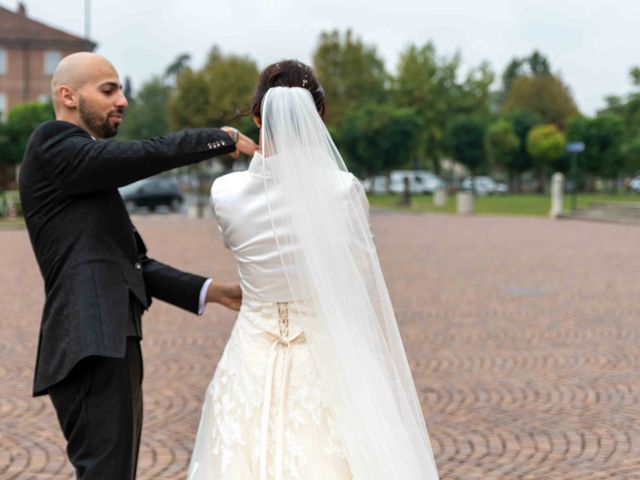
left=4, top=0, right=640, bottom=115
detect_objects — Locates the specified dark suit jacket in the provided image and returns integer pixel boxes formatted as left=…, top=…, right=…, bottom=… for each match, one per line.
left=19, top=120, right=236, bottom=396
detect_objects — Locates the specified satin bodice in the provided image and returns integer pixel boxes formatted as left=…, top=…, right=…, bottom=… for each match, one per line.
left=210, top=153, right=367, bottom=302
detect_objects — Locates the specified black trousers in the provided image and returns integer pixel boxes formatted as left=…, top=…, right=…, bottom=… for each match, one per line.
left=49, top=337, right=143, bottom=480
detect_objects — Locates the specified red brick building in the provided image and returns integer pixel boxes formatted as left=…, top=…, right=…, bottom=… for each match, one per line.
left=0, top=2, right=96, bottom=120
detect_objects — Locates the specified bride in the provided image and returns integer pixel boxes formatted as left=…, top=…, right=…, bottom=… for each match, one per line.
left=188, top=60, right=439, bottom=480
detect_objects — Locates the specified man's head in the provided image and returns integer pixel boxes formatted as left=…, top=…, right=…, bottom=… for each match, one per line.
left=51, top=52, right=128, bottom=139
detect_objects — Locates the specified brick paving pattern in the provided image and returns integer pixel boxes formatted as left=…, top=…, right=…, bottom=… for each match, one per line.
left=1, top=212, right=639, bottom=479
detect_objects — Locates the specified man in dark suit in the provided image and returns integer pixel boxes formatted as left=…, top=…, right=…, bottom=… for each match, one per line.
left=18, top=52, right=256, bottom=479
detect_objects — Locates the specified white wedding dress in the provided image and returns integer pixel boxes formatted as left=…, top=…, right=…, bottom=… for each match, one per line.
left=188, top=155, right=361, bottom=479
left=189, top=87, right=439, bottom=480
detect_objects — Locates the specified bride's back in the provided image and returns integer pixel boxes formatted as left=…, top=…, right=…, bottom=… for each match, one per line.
left=210, top=153, right=365, bottom=302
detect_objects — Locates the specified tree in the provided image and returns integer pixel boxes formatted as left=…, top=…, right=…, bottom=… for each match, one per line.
left=589, top=114, right=625, bottom=182
left=0, top=100, right=54, bottom=186
left=484, top=119, right=520, bottom=186
left=312, top=30, right=387, bottom=128
left=498, top=50, right=551, bottom=105
left=445, top=115, right=488, bottom=177
left=505, top=109, right=542, bottom=190
left=393, top=42, right=494, bottom=173
left=503, top=74, right=579, bottom=126
left=600, top=66, right=640, bottom=180
left=165, top=53, right=192, bottom=83
left=169, top=46, right=259, bottom=130
left=336, top=104, right=422, bottom=177
left=566, top=113, right=625, bottom=189
left=623, top=136, right=640, bottom=175
left=123, top=76, right=134, bottom=105
left=119, top=77, right=171, bottom=140
left=528, top=51, right=551, bottom=76
left=393, top=43, right=456, bottom=172
left=458, top=61, right=495, bottom=116
left=526, top=124, right=566, bottom=191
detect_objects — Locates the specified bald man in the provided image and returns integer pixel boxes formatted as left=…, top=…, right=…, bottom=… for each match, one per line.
left=19, top=53, right=257, bottom=479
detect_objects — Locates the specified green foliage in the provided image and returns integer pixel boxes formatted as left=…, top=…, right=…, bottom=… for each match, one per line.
left=119, top=77, right=171, bottom=140
left=312, top=30, right=387, bottom=128
left=446, top=115, right=488, bottom=175
left=336, top=104, right=422, bottom=176
left=499, top=50, right=576, bottom=126
left=392, top=42, right=494, bottom=171
left=623, top=136, right=640, bottom=174
left=169, top=46, right=259, bottom=129
left=503, top=75, right=578, bottom=126
left=165, top=53, right=191, bottom=82
left=499, top=50, right=551, bottom=104
left=393, top=42, right=456, bottom=170
left=566, top=113, right=625, bottom=179
left=0, top=100, right=54, bottom=167
left=526, top=124, right=566, bottom=175
left=458, top=61, right=495, bottom=115
left=506, top=109, right=542, bottom=176
left=484, top=119, right=520, bottom=174
left=368, top=192, right=638, bottom=216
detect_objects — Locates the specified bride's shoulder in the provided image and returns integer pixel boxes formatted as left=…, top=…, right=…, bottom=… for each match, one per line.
left=338, top=171, right=365, bottom=192
left=211, top=171, right=249, bottom=194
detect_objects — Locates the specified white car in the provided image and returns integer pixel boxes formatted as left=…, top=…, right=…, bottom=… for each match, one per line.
left=630, top=176, right=640, bottom=192
left=462, top=176, right=508, bottom=195
left=389, top=170, right=446, bottom=194
left=362, top=176, right=389, bottom=194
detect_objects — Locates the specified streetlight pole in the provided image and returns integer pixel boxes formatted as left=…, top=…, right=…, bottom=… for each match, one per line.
left=566, top=141, right=585, bottom=212
left=85, top=0, right=91, bottom=39
left=570, top=152, right=578, bottom=211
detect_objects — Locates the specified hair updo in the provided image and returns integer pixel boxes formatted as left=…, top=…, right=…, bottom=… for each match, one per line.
left=249, top=60, right=326, bottom=119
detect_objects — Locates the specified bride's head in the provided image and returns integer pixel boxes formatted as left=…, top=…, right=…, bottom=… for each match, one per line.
left=250, top=60, right=326, bottom=126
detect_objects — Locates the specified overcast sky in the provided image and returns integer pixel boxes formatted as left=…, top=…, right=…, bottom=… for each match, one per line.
left=5, top=0, right=640, bottom=114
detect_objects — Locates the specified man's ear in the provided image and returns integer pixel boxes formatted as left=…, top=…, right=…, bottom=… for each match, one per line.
left=59, top=86, right=78, bottom=109
left=253, top=115, right=261, bottom=128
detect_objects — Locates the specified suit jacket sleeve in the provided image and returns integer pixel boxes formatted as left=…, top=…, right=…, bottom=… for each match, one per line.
left=133, top=229, right=206, bottom=314
left=141, top=256, right=207, bottom=314
left=39, top=121, right=236, bottom=195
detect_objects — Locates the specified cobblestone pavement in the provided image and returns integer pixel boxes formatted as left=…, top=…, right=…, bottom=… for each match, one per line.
left=2, top=212, right=640, bottom=479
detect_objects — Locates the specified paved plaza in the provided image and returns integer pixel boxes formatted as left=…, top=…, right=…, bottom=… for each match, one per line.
left=1, top=212, right=640, bottom=479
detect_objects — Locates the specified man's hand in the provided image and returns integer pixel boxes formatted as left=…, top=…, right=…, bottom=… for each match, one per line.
left=206, top=281, right=242, bottom=311
left=221, top=127, right=258, bottom=159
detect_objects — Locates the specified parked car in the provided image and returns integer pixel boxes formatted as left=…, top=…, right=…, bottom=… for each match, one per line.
left=631, top=176, right=640, bottom=192
left=362, top=175, right=389, bottom=194
left=119, top=178, right=184, bottom=212
left=389, top=170, right=445, bottom=194
left=461, top=176, right=508, bottom=195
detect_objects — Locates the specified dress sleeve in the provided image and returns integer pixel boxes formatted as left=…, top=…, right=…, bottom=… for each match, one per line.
left=210, top=177, right=232, bottom=250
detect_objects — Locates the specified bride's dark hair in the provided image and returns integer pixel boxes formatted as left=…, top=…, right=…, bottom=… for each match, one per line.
left=250, top=60, right=326, bottom=119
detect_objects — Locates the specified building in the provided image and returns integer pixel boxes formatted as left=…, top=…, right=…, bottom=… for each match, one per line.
left=0, top=2, right=96, bottom=120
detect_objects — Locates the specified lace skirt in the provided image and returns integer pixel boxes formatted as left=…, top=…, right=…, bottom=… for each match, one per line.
left=188, top=299, right=352, bottom=480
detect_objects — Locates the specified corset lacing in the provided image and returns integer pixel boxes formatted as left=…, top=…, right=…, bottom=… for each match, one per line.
left=259, top=302, right=305, bottom=480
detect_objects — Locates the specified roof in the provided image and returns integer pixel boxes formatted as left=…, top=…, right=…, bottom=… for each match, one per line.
left=0, top=4, right=96, bottom=50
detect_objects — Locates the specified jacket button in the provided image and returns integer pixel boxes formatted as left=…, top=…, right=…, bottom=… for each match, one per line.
left=134, top=262, right=142, bottom=270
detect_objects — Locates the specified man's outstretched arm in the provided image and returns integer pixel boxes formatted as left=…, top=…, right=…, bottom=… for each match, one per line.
left=141, top=256, right=241, bottom=314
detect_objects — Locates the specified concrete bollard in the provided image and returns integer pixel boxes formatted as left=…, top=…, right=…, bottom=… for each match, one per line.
left=187, top=204, right=200, bottom=219
left=433, top=188, right=447, bottom=208
left=456, top=191, right=475, bottom=215
left=549, top=172, right=564, bottom=218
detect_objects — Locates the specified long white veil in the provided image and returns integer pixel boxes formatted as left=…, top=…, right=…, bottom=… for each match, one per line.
left=260, top=86, right=439, bottom=479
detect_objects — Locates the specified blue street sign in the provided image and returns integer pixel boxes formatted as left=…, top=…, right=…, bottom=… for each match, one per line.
left=567, top=142, right=585, bottom=153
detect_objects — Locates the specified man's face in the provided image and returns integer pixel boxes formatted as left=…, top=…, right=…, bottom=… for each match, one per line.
left=77, top=68, right=128, bottom=139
